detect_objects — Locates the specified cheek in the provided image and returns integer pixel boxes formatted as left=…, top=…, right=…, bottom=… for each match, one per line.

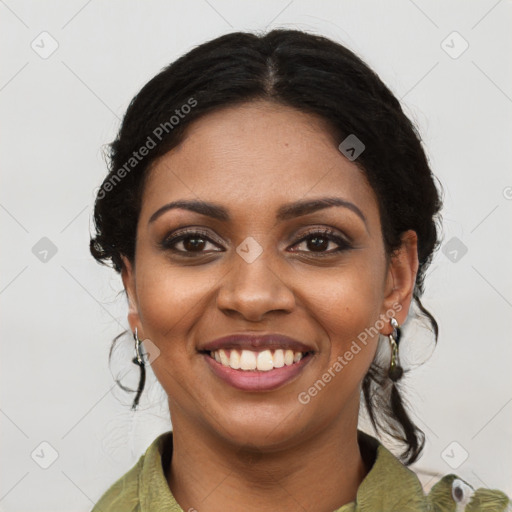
left=294, top=276, right=384, bottom=418
left=303, top=257, right=386, bottom=369
left=134, top=257, right=217, bottom=354
left=133, top=259, right=217, bottom=400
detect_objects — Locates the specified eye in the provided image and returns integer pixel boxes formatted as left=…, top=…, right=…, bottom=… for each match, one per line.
left=290, top=228, right=352, bottom=255
left=160, top=227, right=352, bottom=257
left=160, top=229, right=223, bottom=256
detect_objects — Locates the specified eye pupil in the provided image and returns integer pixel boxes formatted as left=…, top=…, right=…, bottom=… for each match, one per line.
left=183, top=237, right=206, bottom=251
left=307, top=236, right=328, bottom=251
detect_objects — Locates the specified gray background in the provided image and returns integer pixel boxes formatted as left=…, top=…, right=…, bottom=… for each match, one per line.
left=1, top=1, right=511, bottom=510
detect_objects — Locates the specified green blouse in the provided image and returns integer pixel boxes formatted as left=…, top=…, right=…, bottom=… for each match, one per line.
left=91, top=430, right=511, bottom=511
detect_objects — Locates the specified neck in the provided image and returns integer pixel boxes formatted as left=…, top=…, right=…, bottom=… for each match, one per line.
left=166, top=410, right=369, bottom=512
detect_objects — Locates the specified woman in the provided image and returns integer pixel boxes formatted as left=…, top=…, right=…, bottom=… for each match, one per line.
left=89, top=29, right=511, bottom=511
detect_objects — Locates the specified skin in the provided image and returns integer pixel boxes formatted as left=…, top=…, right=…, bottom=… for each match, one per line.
left=121, top=100, right=419, bottom=512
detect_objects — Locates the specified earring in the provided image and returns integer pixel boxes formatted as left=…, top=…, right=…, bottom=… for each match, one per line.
left=388, top=317, right=403, bottom=382
left=131, top=327, right=146, bottom=410
left=133, top=327, right=145, bottom=366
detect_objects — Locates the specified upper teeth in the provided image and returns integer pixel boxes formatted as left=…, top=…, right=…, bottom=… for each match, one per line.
left=210, top=349, right=305, bottom=371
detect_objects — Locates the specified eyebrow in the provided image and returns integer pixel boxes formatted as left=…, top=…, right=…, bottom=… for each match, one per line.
left=148, top=197, right=367, bottom=226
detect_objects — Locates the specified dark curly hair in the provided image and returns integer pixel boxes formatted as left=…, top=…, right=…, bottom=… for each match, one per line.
left=90, top=29, right=442, bottom=465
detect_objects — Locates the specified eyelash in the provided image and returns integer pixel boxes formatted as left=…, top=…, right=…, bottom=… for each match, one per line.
left=160, top=228, right=352, bottom=257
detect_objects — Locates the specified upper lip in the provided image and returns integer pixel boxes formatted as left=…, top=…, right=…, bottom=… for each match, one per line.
left=199, top=333, right=315, bottom=353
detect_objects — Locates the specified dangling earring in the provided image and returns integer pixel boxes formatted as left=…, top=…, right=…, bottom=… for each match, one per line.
left=388, top=317, right=403, bottom=382
left=131, top=327, right=146, bottom=410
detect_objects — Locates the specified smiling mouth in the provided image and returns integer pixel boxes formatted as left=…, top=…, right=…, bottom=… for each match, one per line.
left=200, top=348, right=314, bottom=372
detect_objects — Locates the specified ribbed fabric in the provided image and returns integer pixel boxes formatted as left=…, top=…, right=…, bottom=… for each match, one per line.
left=91, top=430, right=511, bottom=512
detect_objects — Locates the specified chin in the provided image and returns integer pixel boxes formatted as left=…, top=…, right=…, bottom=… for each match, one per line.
left=208, top=403, right=312, bottom=452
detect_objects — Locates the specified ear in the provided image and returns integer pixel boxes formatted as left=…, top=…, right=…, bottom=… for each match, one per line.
left=380, top=230, right=419, bottom=335
left=120, top=255, right=142, bottom=336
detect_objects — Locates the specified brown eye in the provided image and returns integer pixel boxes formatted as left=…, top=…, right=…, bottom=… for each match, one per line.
left=161, top=229, right=223, bottom=256
left=305, top=235, right=330, bottom=252
left=181, top=235, right=207, bottom=252
left=291, top=229, right=351, bottom=255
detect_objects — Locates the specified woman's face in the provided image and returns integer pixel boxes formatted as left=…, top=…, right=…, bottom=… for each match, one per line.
left=122, top=100, right=417, bottom=449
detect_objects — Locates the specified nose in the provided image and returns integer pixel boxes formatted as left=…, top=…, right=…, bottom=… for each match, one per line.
left=216, top=246, right=296, bottom=322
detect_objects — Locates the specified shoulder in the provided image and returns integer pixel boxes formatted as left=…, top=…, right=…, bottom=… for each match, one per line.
left=356, top=430, right=511, bottom=512
left=425, top=473, right=512, bottom=512
left=90, top=453, right=144, bottom=512
left=90, top=431, right=173, bottom=512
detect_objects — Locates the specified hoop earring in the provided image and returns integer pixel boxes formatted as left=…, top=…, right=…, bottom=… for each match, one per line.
left=131, top=327, right=146, bottom=410
left=388, top=317, right=403, bottom=382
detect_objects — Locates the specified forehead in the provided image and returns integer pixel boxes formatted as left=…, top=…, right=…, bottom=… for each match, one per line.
left=141, top=101, right=379, bottom=226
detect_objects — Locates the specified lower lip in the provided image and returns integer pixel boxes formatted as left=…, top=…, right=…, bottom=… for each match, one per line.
left=202, top=352, right=313, bottom=391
